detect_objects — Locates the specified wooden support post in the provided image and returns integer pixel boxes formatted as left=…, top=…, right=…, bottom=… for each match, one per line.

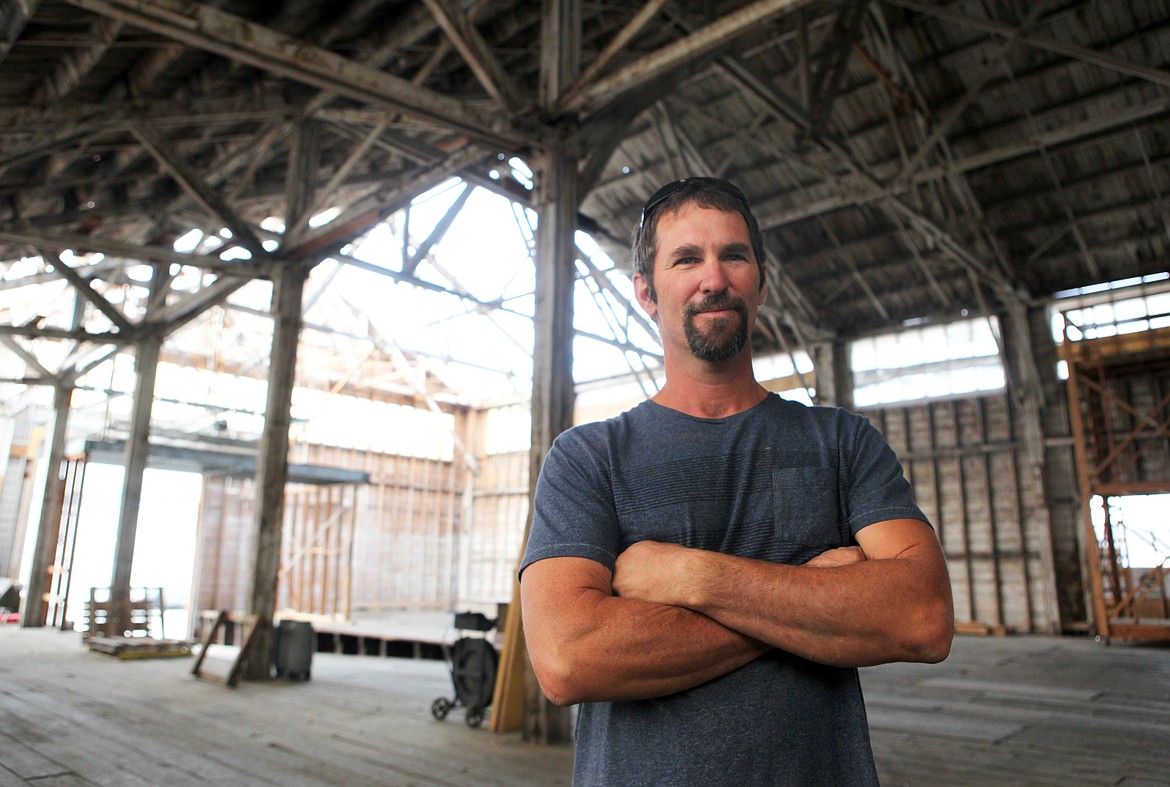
left=809, top=339, right=852, bottom=409
left=497, top=147, right=579, bottom=744
left=244, top=261, right=308, bottom=681
left=109, top=331, right=162, bottom=636
left=21, top=382, right=73, bottom=628
left=1000, top=301, right=1063, bottom=633
left=1062, top=327, right=1112, bottom=641
left=490, top=0, right=583, bottom=745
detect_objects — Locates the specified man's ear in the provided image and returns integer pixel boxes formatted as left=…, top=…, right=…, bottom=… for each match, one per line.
left=633, top=271, right=658, bottom=318
left=757, top=270, right=768, bottom=304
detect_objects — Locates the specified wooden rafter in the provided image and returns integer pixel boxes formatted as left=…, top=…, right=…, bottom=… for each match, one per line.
left=67, top=0, right=528, bottom=149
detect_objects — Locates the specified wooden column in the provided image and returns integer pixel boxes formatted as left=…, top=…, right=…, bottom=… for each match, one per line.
left=21, top=382, right=73, bottom=628
left=520, top=0, right=581, bottom=746
left=244, top=261, right=308, bottom=680
left=105, top=263, right=169, bottom=635
left=493, top=0, right=581, bottom=744
left=108, top=332, right=161, bottom=635
left=1000, top=301, right=1064, bottom=633
left=522, top=144, right=579, bottom=745
left=810, top=338, right=853, bottom=409
left=493, top=145, right=580, bottom=741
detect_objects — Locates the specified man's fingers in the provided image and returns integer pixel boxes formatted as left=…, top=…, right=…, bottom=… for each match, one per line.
left=805, top=546, right=866, bottom=568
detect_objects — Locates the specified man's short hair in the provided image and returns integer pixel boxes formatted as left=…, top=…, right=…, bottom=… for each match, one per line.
left=631, top=176, right=767, bottom=297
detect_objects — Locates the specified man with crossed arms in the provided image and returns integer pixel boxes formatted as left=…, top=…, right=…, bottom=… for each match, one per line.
left=520, top=177, right=954, bottom=785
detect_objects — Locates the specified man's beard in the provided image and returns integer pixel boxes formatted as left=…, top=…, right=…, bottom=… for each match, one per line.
left=683, top=294, right=750, bottom=362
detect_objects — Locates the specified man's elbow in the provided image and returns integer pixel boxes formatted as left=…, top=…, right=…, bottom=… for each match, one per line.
left=529, top=650, right=590, bottom=706
left=910, top=599, right=955, bottom=663
left=915, top=617, right=954, bottom=663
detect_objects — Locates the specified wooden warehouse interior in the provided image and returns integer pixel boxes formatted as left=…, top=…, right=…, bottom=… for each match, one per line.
left=1, top=0, right=1169, bottom=782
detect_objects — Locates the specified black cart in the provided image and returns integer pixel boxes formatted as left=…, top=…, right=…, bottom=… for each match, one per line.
left=431, top=611, right=499, bottom=728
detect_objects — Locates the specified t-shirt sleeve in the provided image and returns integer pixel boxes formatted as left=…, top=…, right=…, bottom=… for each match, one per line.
left=519, top=425, right=621, bottom=579
left=841, top=412, right=930, bottom=536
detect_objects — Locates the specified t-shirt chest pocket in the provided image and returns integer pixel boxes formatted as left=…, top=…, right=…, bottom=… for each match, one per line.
left=772, top=453, right=847, bottom=549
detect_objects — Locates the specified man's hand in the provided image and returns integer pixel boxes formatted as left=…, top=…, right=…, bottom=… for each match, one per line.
left=805, top=545, right=866, bottom=568
left=612, top=541, right=696, bottom=606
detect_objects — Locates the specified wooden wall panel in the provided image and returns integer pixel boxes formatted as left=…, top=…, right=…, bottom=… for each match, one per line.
left=278, top=484, right=356, bottom=618
left=342, top=451, right=463, bottom=610
left=182, top=377, right=1102, bottom=640
left=464, top=450, right=529, bottom=604
left=193, top=439, right=469, bottom=620
left=192, top=475, right=254, bottom=616
left=868, top=393, right=1063, bottom=633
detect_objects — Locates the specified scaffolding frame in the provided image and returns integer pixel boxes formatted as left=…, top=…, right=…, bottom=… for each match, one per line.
left=1061, top=312, right=1170, bottom=642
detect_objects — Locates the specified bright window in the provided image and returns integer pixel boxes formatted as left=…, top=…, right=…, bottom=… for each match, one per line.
left=1049, top=275, right=1170, bottom=379
left=851, top=317, right=1004, bottom=407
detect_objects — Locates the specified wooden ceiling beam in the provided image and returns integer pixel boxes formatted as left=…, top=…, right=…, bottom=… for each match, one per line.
left=41, top=248, right=136, bottom=333
left=0, top=228, right=239, bottom=270
left=140, top=273, right=255, bottom=334
left=753, top=87, right=1170, bottom=229
left=66, top=0, right=528, bottom=149
left=291, top=143, right=490, bottom=259
left=564, top=0, right=817, bottom=117
left=422, top=0, right=527, bottom=113
left=0, top=0, right=40, bottom=71
left=128, top=120, right=266, bottom=255
left=888, top=0, right=1170, bottom=90
left=32, top=15, right=122, bottom=104
left=556, top=0, right=670, bottom=113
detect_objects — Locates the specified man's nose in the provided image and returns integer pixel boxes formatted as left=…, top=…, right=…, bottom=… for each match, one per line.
left=699, top=258, right=730, bottom=293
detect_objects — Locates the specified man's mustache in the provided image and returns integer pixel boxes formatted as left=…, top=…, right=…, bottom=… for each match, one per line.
left=685, top=293, right=747, bottom=317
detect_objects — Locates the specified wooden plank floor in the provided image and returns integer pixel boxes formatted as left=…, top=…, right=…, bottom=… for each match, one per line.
left=2, top=627, right=1168, bottom=786
left=862, top=634, right=1170, bottom=786
left=0, top=627, right=571, bottom=787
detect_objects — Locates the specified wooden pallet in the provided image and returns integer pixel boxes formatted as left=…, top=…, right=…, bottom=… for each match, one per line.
left=87, top=636, right=192, bottom=660
left=82, top=586, right=165, bottom=643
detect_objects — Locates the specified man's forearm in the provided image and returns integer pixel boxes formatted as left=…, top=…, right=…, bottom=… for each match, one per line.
left=685, top=550, right=953, bottom=666
left=613, top=522, right=954, bottom=668
left=521, top=558, right=768, bottom=705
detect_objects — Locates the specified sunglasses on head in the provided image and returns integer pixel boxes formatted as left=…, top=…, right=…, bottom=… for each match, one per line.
left=637, top=176, right=752, bottom=232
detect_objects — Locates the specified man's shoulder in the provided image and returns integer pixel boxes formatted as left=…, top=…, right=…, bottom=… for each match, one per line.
left=748, top=396, right=881, bottom=456
left=562, top=399, right=658, bottom=434
left=757, top=394, right=866, bottom=427
left=551, top=400, right=657, bottom=452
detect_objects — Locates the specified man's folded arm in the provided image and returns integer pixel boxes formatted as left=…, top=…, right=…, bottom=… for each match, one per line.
left=520, top=556, right=769, bottom=706
left=613, top=518, right=955, bottom=669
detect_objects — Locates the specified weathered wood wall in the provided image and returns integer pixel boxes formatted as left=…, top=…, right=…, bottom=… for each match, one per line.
left=463, top=449, right=529, bottom=604
left=194, top=449, right=469, bottom=615
left=188, top=388, right=1088, bottom=637
left=309, top=446, right=464, bottom=611
left=192, top=432, right=502, bottom=618
left=280, top=483, right=357, bottom=618
left=193, top=475, right=255, bottom=615
left=867, top=394, right=1065, bottom=634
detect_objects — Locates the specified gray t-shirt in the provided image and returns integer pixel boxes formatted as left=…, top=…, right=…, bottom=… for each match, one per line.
left=521, top=395, right=929, bottom=786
